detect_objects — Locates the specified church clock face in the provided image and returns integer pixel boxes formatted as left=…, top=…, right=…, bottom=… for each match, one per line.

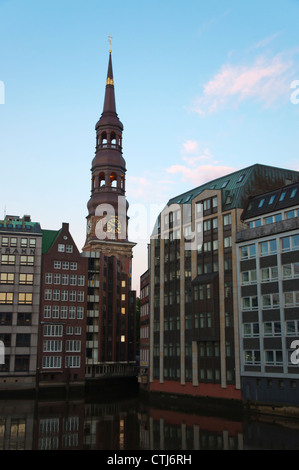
left=107, top=216, right=121, bottom=234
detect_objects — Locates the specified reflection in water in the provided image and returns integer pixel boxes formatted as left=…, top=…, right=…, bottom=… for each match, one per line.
left=1, top=388, right=299, bottom=450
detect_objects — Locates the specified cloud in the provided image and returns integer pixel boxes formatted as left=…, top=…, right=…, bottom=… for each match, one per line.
left=166, top=141, right=237, bottom=186
left=192, top=53, right=294, bottom=115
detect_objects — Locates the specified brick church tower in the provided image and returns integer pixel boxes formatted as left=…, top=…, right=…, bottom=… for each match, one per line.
left=82, top=47, right=137, bottom=378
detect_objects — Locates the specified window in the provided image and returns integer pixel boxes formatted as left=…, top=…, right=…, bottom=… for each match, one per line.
left=70, top=291, right=76, bottom=302
left=53, top=290, right=60, bottom=301
left=243, top=323, right=259, bottom=337
left=43, top=324, right=63, bottom=336
left=203, top=199, right=210, bottom=211
left=78, top=275, right=85, bottom=286
left=61, top=290, right=68, bottom=301
left=66, top=245, right=73, bottom=253
left=224, top=236, right=232, bottom=248
left=44, top=306, right=51, bottom=318
left=29, top=238, right=36, bottom=248
left=249, top=219, right=261, bottom=228
left=0, top=273, right=14, bottom=284
left=52, top=306, right=59, bottom=318
left=284, top=291, right=299, bottom=307
left=265, top=350, right=283, bottom=366
left=268, top=195, right=275, bottom=204
left=290, top=188, right=297, bottom=198
left=1, top=254, right=16, bottom=265
left=244, top=350, right=261, bottom=365
left=21, top=238, right=27, bottom=247
left=45, top=273, right=52, bottom=284
left=242, top=296, right=258, bottom=310
left=58, top=244, right=65, bottom=252
left=54, top=273, right=60, bottom=284
left=70, top=262, right=77, bottom=270
left=69, top=275, right=76, bottom=285
left=18, top=293, right=33, bottom=305
left=203, top=220, right=211, bottom=231
left=286, top=320, right=299, bottom=336
left=282, top=235, right=299, bottom=252
left=121, top=335, right=125, bottom=342
left=241, top=270, right=257, bottom=285
left=262, top=293, right=280, bottom=309
left=10, top=237, right=17, bottom=247
left=61, top=306, right=68, bottom=319
left=77, top=307, right=84, bottom=319
left=69, top=307, right=76, bottom=319
left=241, top=244, right=256, bottom=260
left=283, top=263, right=299, bottom=279
left=54, top=261, right=61, bottom=269
left=258, top=198, right=265, bottom=208
left=221, top=180, right=229, bottom=188
left=0, top=293, right=13, bottom=304
left=62, top=274, right=69, bottom=285
left=19, top=273, right=33, bottom=285
left=20, top=255, right=34, bottom=266
left=223, top=214, right=231, bottom=225
left=1, top=237, right=8, bottom=247
left=260, top=239, right=277, bottom=256
left=261, top=266, right=278, bottom=282
left=42, top=356, right=62, bottom=369
left=62, top=262, right=69, bottom=270
left=264, top=321, right=281, bottom=336
left=78, top=291, right=84, bottom=302
left=279, top=191, right=286, bottom=202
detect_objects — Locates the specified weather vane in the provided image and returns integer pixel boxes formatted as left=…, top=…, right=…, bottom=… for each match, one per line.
left=108, top=35, right=112, bottom=53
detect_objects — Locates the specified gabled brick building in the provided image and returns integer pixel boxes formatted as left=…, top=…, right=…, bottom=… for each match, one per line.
left=37, top=222, right=88, bottom=389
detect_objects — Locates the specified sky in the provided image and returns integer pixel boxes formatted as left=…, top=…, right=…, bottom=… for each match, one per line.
left=0, top=0, right=299, bottom=292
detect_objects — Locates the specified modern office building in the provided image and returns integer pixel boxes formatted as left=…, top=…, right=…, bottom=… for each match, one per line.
left=149, top=164, right=299, bottom=400
left=82, top=49, right=137, bottom=378
left=236, top=181, right=299, bottom=405
left=0, top=215, right=42, bottom=391
left=37, top=222, right=88, bottom=389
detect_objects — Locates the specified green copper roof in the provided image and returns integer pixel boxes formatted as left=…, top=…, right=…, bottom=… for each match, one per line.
left=167, top=164, right=299, bottom=211
left=42, top=229, right=61, bottom=254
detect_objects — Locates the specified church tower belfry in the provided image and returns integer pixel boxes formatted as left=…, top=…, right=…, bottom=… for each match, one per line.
left=83, top=47, right=134, bottom=255
left=82, top=44, right=137, bottom=375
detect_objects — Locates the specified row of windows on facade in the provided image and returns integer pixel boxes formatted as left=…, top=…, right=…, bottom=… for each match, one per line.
left=248, top=207, right=299, bottom=228
left=153, top=312, right=234, bottom=331
left=162, top=199, right=224, bottom=227
left=162, top=219, right=231, bottom=240
left=244, top=349, right=298, bottom=366
left=0, top=256, right=80, bottom=270
left=244, top=320, right=299, bottom=337
left=0, top=290, right=86, bottom=304
left=152, top=368, right=235, bottom=383
left=240, top=234, right=299, bottom=259
left=242, top=291, right=299, bottom=310
left=0, top=237, right=37, bottom=248
left=0, top=334, right=82, bottom=348
left=44, top=290, right=85, bottom=302
left=254, top=187, right=298, bottom=210
left=154, top=341, right=234, bottom=358
left=45, top=273, right=85, bottom=285
left=241, top=263, right=299, bottom=285
left=43, top=305, right=84, bottom=320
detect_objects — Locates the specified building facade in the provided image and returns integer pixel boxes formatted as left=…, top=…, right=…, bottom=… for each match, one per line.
left=139, top=268, right=150, bottom=386
left=37, top=222, right=88, bottom=389
left=82, top=50, right=137, bottom=378
left=0, top=215, right=42, bottom=391
left=236, top=181, right=299, bottom=405
left=149, top=164, right=299, bottom=400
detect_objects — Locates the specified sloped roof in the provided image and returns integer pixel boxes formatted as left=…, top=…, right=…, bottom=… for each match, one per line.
left=167, top=164, right=299, bottom=211
left=42, top=229, right=61, bottom=254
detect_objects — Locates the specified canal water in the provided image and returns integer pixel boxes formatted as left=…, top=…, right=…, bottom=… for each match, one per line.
left=1, top=382, right=299, bottom=450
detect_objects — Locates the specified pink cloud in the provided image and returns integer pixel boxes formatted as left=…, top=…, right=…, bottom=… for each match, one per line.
left=193, top=54, right=293, bottom=115
left=167, top=163, right=236, bottom=186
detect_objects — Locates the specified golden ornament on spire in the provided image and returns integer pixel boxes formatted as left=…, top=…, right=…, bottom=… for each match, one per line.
left=108, top=35, right=112, bottom=53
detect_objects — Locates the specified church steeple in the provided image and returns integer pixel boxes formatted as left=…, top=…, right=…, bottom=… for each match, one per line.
left=84, top=46, right=129, bottom=247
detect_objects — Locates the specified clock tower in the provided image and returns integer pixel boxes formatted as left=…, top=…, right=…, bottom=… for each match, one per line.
left=82, top=46, right=137, bottom=376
